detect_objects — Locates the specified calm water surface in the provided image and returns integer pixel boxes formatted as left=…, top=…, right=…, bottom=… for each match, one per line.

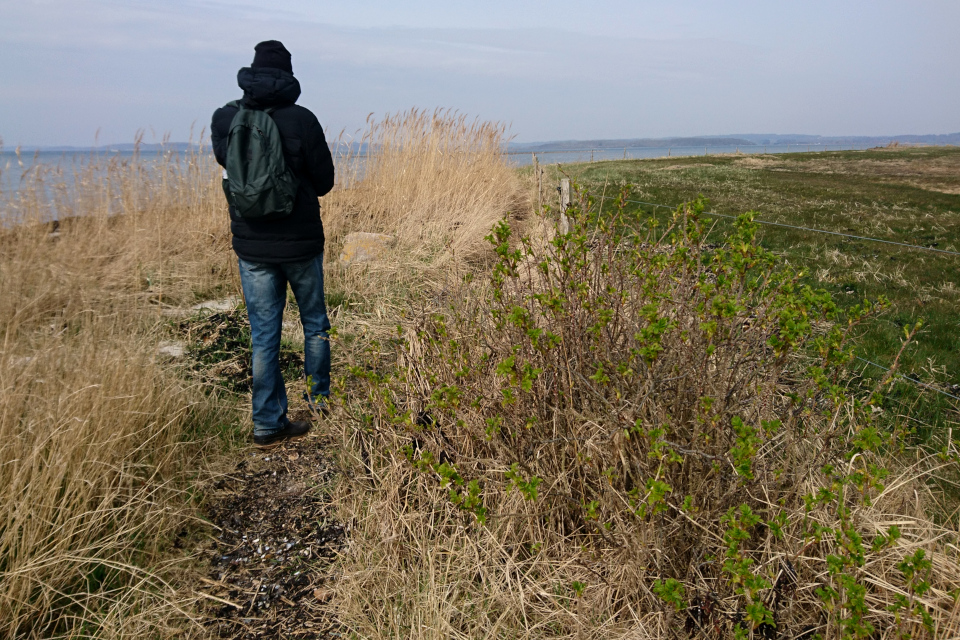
left=0, top=142, right=881, bottom=223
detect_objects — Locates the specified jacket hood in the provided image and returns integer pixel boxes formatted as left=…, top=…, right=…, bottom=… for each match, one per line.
left=237, top=67, right=301, bottom=108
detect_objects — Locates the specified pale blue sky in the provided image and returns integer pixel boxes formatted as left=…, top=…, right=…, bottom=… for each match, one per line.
left=1, top=0, right=958, bottom=146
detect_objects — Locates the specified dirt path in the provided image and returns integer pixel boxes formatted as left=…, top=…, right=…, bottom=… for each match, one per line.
left=196, top=426, right=345, bottom=639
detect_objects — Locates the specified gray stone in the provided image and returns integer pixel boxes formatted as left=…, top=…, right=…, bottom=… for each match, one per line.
left=157, top=341, right=187, bottom=359
left=339, top=232, right=396, bottom=265
left=190, top=296, right=241, bottom=313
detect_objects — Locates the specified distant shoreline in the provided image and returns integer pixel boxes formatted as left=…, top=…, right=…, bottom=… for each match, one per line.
left=0, top=142, right=205, bottom=154
left=508, top=132, right=960, bottom=152
left=4, top=132, right=960, bottom=156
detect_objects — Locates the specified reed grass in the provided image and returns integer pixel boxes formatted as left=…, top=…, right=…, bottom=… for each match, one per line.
left=0, top=108, right=527, bottom=637
left=0, top=140, right=233, bottom=638
left=324, top=108, right=529, bottom=265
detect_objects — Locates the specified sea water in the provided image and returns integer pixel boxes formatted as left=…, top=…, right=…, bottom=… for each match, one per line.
left=0, top=142, right=872, bottom=224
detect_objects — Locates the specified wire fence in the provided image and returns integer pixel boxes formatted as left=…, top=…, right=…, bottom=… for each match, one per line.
left=573, top=191, right=960, bottom=405
left=855, top=357, right=960, bottom=403
left=618, top=198, right=960, bottom=257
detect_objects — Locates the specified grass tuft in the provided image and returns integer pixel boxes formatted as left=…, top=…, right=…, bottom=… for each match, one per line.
left=0, top=142, right=235, bottom=638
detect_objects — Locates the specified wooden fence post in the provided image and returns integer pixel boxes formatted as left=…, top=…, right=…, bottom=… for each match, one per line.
left=533, top=153, right=542, bottom=213
left=559, top=178, right=571, bottom=234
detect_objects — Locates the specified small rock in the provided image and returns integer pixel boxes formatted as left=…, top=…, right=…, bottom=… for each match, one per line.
left=339, top=232, right=396, bottom=265
left=191, top=296, right=241, bottom=313
left=159, top=307, right=190, bottom=318
left=157, top=341, right=187, bottom=359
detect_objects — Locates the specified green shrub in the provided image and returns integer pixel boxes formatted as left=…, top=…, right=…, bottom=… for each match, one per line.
left=346, top=187, right=958, bottom=637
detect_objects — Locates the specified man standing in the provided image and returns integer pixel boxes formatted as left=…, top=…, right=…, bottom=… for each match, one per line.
left=211, top=41, right=335, bottom=447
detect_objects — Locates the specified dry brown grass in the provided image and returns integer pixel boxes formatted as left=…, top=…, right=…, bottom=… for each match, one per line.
left=0, top=109, right=528, bottom=638
left=324, top=109, right=529, bottom=265
left=317, top=108, right=532, bottom=370
left=327, top=438, right=960, bottom=639
left=0, top=144, right=234, bottom=638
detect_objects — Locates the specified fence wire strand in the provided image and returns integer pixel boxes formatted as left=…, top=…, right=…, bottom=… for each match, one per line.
left=854, top=357, right=960, bottom=402
left=577, top=193, right=960, bottom=403
left=619, top=198, right=960, bottom=257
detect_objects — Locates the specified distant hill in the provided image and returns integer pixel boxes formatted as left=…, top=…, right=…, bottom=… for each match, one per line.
left=16, top=142, right=204, bottom=153
left=18, top=133, right=960, bottom=155
left=734, top=133, right=960, bottom=147
left=509, top=133, right=960, bottom=151
left=510, top=137, right=757, bottom=151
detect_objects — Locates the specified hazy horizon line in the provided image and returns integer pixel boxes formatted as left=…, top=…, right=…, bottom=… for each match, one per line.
left=4, top=131, right=959, bottom=153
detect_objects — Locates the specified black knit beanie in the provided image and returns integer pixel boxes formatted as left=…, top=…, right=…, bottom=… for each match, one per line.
left=251, top=40, right=293, bottom=74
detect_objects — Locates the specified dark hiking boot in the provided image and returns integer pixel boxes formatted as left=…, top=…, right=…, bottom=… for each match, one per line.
left=253, top=420, right=311, bottom=448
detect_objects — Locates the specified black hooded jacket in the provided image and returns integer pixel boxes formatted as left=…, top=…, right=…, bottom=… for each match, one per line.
left=211, top=67, right=335, bottom=263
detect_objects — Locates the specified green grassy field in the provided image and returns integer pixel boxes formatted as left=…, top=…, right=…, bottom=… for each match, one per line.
left=543, top=146, right=960, bottom=436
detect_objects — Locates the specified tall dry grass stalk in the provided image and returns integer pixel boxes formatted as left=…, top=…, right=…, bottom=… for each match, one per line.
left=0, top=142, right=234, bottom=638
left=324, top=109, right=529, bottom=265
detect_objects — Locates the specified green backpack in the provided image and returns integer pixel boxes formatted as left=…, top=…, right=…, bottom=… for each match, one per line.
left=222, top=100, right=299, bottom=219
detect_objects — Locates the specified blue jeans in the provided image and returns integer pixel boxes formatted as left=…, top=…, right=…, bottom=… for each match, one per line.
left=238, top=253, right=330, bottom=436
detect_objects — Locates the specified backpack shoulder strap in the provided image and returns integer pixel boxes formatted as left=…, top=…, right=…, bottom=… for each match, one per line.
left=226, top=100, right=283, bottom=115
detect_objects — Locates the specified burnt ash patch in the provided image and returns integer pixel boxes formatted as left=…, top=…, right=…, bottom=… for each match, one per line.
left=198, top=431, right=345, bottom=639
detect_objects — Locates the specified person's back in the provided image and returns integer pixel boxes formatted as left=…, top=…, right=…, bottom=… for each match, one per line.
left=211, top=41, right=335, bottom=448
left=211, top=42, right=335, bottom=263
